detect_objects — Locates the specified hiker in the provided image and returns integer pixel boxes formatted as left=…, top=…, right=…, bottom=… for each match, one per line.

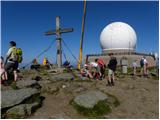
left=140, top=57, right=144, bottom=76
left=132, top=60, right=137, bottom=76
left=43, top=57, right=51, bottom=69
left=63, top=60, right=71, bottom=68
left=97, top=58, right=106, bottom=79
left=80, top=62, right=93, bottom=79
left=4, top=41, right=19, bottom=82
left=0, top=56, right=7, bottom=82
left=30, top=58, right=40, bottom=70
left=90, top=59, right=101, bottom=79
left=143, top=56, right=148, bottom=75
left=107, top=53, right=117, bottom=86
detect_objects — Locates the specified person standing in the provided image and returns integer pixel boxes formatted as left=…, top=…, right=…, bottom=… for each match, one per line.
left=4, top=41, right=19, bottom=82
left=140, top=57, right=144, bottom=76
left=132, top=60, right=137, bottom=76
left=107, top=53, right=117, bottom=86
left=143, top=56, right=148, bottom=76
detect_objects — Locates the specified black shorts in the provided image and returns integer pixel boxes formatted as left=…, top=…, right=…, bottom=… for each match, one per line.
left=5, top=61, right=19, bottom=71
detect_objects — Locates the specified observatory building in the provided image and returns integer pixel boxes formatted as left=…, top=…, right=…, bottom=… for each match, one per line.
left=86, top=22, right=156, bottom=67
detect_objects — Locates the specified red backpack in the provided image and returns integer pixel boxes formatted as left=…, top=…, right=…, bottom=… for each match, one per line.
left=98, top=58, right=105, bottom=67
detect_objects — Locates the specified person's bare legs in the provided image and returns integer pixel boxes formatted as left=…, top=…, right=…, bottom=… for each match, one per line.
left=133, top=67, right=136, bottom=76
left=107, top=69, right=112, bottom=86
left=144, top=65, right=146, bottom=75
left=13, top=70, right=17, bottom=82
left=88, top=72, right=93, bottom=79
left=4, top=71, right=8, bottom=80
left=141, top=67, right=144, bottom=76
left=111, top=72, right=115, bottom=86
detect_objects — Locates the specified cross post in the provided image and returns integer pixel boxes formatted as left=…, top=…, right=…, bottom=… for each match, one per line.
left=44, top=16, right=73, bottom=68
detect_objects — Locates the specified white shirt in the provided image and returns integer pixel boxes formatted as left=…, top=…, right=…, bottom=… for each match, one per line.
left=6, top=47, right=16, bottom=58
left=132, top=61, right=137, bottom=67
left=90, top=62, right=98, bottom=67
left=144, top=59, right=148, bottom=65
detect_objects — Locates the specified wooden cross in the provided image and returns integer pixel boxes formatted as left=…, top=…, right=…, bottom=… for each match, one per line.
left=45, top=16, right=73, bottom=67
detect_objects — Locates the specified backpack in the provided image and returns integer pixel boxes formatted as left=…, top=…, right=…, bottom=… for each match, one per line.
left=140, top=59, right=144, bottom=67
left=98, top=58, right=105, bottom=67
left=16, top=48, right=23, bottom=63
left=11, top=47, right=23, bottom=63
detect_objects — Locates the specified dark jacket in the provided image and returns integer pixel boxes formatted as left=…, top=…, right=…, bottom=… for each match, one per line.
left=108, top=57, right=117, bottom=71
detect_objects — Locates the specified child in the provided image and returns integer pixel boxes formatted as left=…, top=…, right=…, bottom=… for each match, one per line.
left=0, top=56, right=7, bottom=83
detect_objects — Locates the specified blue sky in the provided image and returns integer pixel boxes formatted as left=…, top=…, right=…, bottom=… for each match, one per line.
left=1, top=1, right=159, bottom=65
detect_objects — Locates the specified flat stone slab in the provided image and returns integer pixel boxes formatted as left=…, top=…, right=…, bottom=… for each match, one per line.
left=74, top=90, right=108, bottom=108
left=6, top=102, right=40, bottom=119
left=1, top=88, right=39, bottom=109
left=16, top=80, right=37, bottom=88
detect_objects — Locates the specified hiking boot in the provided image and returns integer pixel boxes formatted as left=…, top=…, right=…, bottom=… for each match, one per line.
left=111, top=82, right=115, bottom=86
left=3, top=80, right=10, bottom=86
left=106, top=81, right=111, bottom=86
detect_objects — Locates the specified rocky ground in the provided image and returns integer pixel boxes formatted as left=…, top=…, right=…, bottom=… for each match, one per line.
left=1, top=68, right=159, bottom=119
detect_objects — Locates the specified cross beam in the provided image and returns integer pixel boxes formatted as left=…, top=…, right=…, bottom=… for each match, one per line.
left=44, top=16, right=73, bottom=67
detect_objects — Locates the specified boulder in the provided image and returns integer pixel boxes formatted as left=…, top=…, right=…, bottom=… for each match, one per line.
left=1, top=88, right=40, bottom=109
left=16, top=80, right=38, bottom=89
left=74, top=91, right=108, bottom=108
left=6, top=102, right=40, bottom=119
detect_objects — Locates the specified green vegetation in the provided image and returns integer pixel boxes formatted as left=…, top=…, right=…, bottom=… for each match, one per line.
left=11, top=82, right=19, bottom=90
left=71, top=100, right=111, bottom=118
left=39, top=70, right=49, bottom=76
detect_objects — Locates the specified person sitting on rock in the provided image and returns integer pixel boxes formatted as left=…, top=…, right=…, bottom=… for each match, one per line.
left=80, top=62, right=93, bottom=79
left=43, top=57, right=52, bottom=69
left=90, top=59, right=101, bottom=80
left=30, top=58, right=40, bottom=70
left=63, top=60, right=70, bottom=68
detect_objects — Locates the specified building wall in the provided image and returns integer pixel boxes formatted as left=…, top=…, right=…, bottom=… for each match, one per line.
left=86, top=54, right=156, bottom=67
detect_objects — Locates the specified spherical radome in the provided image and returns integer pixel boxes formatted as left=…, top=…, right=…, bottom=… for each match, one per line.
left=100, top=22, right=137, bottom=51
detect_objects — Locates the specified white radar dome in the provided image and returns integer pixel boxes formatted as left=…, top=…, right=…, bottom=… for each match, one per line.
left=100, top=22, right=137, bottom=52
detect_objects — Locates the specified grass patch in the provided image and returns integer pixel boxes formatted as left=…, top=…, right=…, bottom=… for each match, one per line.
left=102, top=92, right=120, bottom=107
left=11, top=82, right=19, bottom=90
left=39, top=70, right=49, bottom=76
left=71, top=100, right=111, bottom=118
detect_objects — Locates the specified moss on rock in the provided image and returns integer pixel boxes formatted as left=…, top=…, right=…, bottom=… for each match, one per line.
left=71, top=100, right=111, bottom=118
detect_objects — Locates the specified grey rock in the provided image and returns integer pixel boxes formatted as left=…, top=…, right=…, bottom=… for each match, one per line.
left=6, top=102, right=40, bottom=119
left=41, top=83, right=59, bottom=94
left=1, top=88, right=39, bottom=109
left=38, top=80, right=51, bottom=86
left=16, top=80, right=38, bottom=89
left=74, top=87, right=87, bottom=93
left=74, top=90, right=108, bottom=108
left=51, top=73, right=74, bottom=81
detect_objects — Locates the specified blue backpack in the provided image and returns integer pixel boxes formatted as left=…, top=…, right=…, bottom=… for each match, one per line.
left=140, top=59, right=144, bottom=67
